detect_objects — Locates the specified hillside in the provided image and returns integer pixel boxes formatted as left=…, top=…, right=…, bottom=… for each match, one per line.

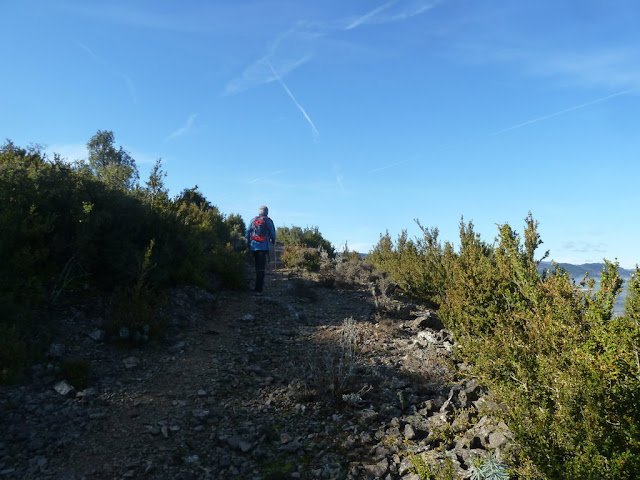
left=0, top=265, right=511, bottom=480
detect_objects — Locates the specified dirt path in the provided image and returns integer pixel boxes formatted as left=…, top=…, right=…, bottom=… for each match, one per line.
left=33, top=268, right=386, bottom=479
left=2, top=264, right=491, bottom=480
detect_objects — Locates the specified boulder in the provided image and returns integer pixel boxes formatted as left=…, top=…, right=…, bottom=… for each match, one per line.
left=54, top=380, right=75, bottom=397
left=412, top=312, right=445, bottom=331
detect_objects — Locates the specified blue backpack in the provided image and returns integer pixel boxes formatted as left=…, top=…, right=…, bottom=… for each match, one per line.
left=250, top=216, right=270, bottom=242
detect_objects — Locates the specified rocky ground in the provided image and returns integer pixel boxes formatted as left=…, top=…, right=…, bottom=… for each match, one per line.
left=0, top=265, right=514, bottom=480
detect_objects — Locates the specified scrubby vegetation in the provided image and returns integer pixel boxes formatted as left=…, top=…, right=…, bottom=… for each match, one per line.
left=3, top=130, right=639, bottom=479
left=278, top=225, right=336, bottom=271
left=0, top=133, right=245, bottom=383
left=277, top=225, right=336, bottom=257
left=369, top=213, right=640, bottom=479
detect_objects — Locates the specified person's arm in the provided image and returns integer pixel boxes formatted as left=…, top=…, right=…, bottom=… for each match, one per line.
left=246, top=220, right=252, bottom=249
left=269, top=219, right=276, bottom=244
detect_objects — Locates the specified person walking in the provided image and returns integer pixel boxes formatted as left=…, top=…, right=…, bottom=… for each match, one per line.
left=246, top=205, right=276, bottom=293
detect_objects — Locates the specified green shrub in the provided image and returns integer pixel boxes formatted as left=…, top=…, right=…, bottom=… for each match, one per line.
left=441, top=214, right=640, bottom=479
left=409, top=454, right=459, bottom=480
left=368, top=223, right=449, bottom=307
left=332, top=257, right=378, bottom=288
left=211, top=244, right=246, bottom=289
left=108, top=239, right=167, bottom=344
left=108, top=287, right=166, bottom=345
left=0, top=136, right=247, bottom=378
left=281, top=245, right=322, bottom=271
left=372, top=213, right=640, bottom=478
left=277, top=225, right=335, bottom=258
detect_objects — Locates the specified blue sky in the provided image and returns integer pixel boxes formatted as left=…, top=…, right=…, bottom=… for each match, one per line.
left=2, top=0, right=639, bottom=268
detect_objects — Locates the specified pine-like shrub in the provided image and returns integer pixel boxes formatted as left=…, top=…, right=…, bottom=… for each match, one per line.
left=0, top=137, right=248, bottom=382
left=370, top=213, right=640, bottom=478
left=277, top=225, right=336, bottom=258
left=281, top=245, right=322, bottom=271
left=441, top=214, right=640, bottom=479
left=368, top=223, right=449, bottom=307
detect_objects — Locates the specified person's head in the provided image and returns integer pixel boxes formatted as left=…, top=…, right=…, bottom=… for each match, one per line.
left=258, top=205, right=268, bottom=216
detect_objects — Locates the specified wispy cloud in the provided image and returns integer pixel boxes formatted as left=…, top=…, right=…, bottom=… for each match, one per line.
left=223, top=1, right=439, bottom=138
left=78, top=42, right=104, bottom=65
left=165, top=113, right=199, bottom=142
left=266, top=61, right=319, bottom=140
left=224, top=1, right=440, bottom=95
left=345, top=0, right=438, bottom=30
left=453, top=40, right=640, bottom=93
left=224, top=54, right=311, bottom=96
left=491, top=89, right=636, bottom=136
left=370, top=88, right=636, bottom=174
left=249, top=169, right=288, bottom=185
left=77, top=42, right=138, bottom=103
left=561, top=240, right=608, bottom=255
left=368, top=158, right=411, bottom=174
left=528, top=48, right=640, bottom=90
left=346, top=1, right=396, bottom=30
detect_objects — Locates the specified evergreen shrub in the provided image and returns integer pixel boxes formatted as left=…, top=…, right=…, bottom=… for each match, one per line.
left=281, top=245, right=322, bottom=271
left=368, top=223, right=449, bottom=307
left=277, top=225, right=336, bottom=258
left=0, top=136, right=248, bottom=382
left=370, top=213, right=640, bottom=479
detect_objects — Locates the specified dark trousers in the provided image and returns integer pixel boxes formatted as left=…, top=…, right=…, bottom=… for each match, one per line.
left=252, top=250, right=268, bottom=292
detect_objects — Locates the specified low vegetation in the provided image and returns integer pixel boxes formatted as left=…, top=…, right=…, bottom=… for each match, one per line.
left=3, top=131, right=639, bottom=479
left=369, top=213, right=640, bottom=479
left=0, top=133, right=245, bottom=383
left=277, top=225, right=336, bottom=258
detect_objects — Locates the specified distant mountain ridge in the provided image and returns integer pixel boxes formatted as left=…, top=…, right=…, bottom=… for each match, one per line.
left=538, top=262, right=636, bottom=282
left=538, top=262, right=636, bottom=316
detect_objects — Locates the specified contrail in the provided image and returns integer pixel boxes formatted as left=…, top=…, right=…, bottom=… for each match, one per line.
left=249, top=169, right=287, bottom=184
left=368, top=159, right=410, bottom=174
left=165, top=113, right=198, bottom=142
left=346, top=1, right=396, bottom=30
left=369, top=88, right=636, bottom=174
left=266, top=60, right=319, bottom=140
left=491, top=89, right=635, bottom=136
left=78, top=42, right=137, bottom=103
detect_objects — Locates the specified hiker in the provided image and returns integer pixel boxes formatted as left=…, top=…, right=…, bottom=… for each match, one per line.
left=246, top=205, right=276, bottom=293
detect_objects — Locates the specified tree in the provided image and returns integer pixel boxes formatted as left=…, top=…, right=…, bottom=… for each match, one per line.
left=176, top=185, right=213, bottom=210
left=87, top=130, right=139, bottom=190
left=143, top=158, right=169, bottom=208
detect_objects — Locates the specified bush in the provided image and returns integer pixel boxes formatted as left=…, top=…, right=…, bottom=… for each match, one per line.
left=281, top=245, right=322, bottom=271
left=210, top=244, right=246, bottom=289
left=368, top=223, right=449, bottom=307
left=107, top=239, right=167, bottom=344
left=277, top=225, right=335, bottom=258
left=441, top=215, right=640, bottom=479
left=371, top=213, right=640, bottom=478
left=0, top=137, right=248, bottom=382
left=325, top=251, right=391, bottom=293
